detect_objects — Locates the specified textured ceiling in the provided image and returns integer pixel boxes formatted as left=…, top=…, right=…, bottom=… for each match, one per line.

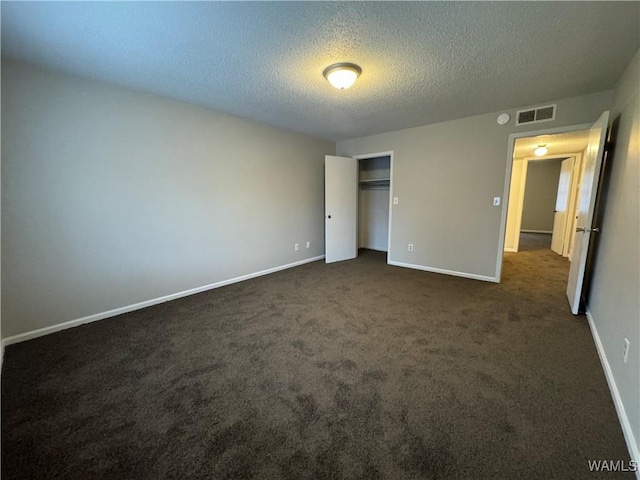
left=2, top=2, right=639, bottom=141
left=514, top=130, right=591, bottom=158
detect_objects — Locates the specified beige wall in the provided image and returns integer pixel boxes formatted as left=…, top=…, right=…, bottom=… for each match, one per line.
left=588, top=49, right=640, bottom=459
left=337, top=90, right=613, bottom=280
left=1, top=60, right=334, bottom=338
left=359, top=189, right=389, bottom=251
left=521, top=158, right=563, bottom=232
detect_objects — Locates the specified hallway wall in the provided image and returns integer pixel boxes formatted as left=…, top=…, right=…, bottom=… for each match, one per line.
left=521, top=159, right=562, bottom=233
left=587, top=48, right=639, bottom=464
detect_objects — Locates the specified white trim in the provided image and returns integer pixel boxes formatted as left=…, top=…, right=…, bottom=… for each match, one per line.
left=503, top=247, right=517, bottom=253
left=496, top=122, right=593, bottom=282
left=524, top=153, right=578, bottom=162
left=497, top=135, right=518, bottom=277
left=388, top=260, right=498, bottom=283
left=510, top=158, right=529, bottom=252
left=2, top=255, right=325, bottom=347
left=352, top=151, right=394, bottom=161
left=586, top=310, right=640, bottom=477
left=520, top=229, right=553, bottom=234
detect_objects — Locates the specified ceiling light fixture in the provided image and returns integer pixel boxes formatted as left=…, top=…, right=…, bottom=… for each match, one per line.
left=534, top=144, right=548, bottom=156
left=323, top=62, right=362, bottom=90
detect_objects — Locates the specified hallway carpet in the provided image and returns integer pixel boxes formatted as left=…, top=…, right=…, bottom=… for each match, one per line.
left=2, top=237, right=632, bottom=479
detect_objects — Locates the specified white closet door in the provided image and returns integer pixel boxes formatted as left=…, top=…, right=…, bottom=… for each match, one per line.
left=325, top=155, right=357, bottom=263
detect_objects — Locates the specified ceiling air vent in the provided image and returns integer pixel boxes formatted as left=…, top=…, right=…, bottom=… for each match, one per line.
left=516, top=104, right=556, bottom=126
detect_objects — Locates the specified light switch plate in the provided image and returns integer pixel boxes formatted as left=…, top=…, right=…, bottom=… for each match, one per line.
left=493, top=197, right=501, bottom=206
left=393, top=197, right=399, bottom=205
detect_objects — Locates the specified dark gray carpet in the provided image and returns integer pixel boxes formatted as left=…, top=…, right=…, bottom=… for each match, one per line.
left=518, top=232, right=552, bottom=252
left=2, top=235, right=632, bottom=479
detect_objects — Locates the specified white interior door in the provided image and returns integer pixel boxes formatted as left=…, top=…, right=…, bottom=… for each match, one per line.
left=551, top=157, right=573, bottom=255
left=566, top=111, right=609, bottom=314
left=325, top=155, right=357, bottom=263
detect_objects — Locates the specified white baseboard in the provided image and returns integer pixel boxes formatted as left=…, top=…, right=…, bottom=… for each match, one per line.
left=2, top=255, right=325, bottom=347
left=388, top=260, right=498, bottom=283
left=520, top=229, right=552, bottom=234
left=586, top=310, right=639, bottom=477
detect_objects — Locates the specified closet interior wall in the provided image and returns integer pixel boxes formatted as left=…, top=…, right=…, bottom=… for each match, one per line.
left=358, top=156, right=391, bottom=252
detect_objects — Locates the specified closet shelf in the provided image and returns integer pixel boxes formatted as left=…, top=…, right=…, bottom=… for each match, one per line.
left=358, top=178, right=390, bottom=188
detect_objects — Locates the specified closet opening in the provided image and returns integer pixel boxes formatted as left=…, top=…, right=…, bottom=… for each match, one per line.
left=357, top=155, right=391, bottom=259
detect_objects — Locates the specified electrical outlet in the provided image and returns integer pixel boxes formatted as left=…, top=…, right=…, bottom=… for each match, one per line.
left=408, top=243, right=414, bottom=252
left=294, top=243, right=300, bottom=251
left=306, top=241, right=310, bottom=249
left=493, top=197, right=501, bottom=206
left=623, top=338, right=630, bottom=363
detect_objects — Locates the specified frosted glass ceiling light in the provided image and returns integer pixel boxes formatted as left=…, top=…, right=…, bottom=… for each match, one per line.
left=323, top=63, right=362, bottom=89
left=534, top=144, right=548, bottom=156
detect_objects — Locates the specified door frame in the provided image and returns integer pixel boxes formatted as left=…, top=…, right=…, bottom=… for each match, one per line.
left=353, top=150, right=394, bottom=264
left=496, top=123, right=591, bottom=281
left=506, top=153, right=581, bottom=252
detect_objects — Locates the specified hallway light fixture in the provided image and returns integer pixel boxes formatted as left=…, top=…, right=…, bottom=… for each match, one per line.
left=534, top=144, right=548, bottom=156
left=323, top=63, right=362, bottom=89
